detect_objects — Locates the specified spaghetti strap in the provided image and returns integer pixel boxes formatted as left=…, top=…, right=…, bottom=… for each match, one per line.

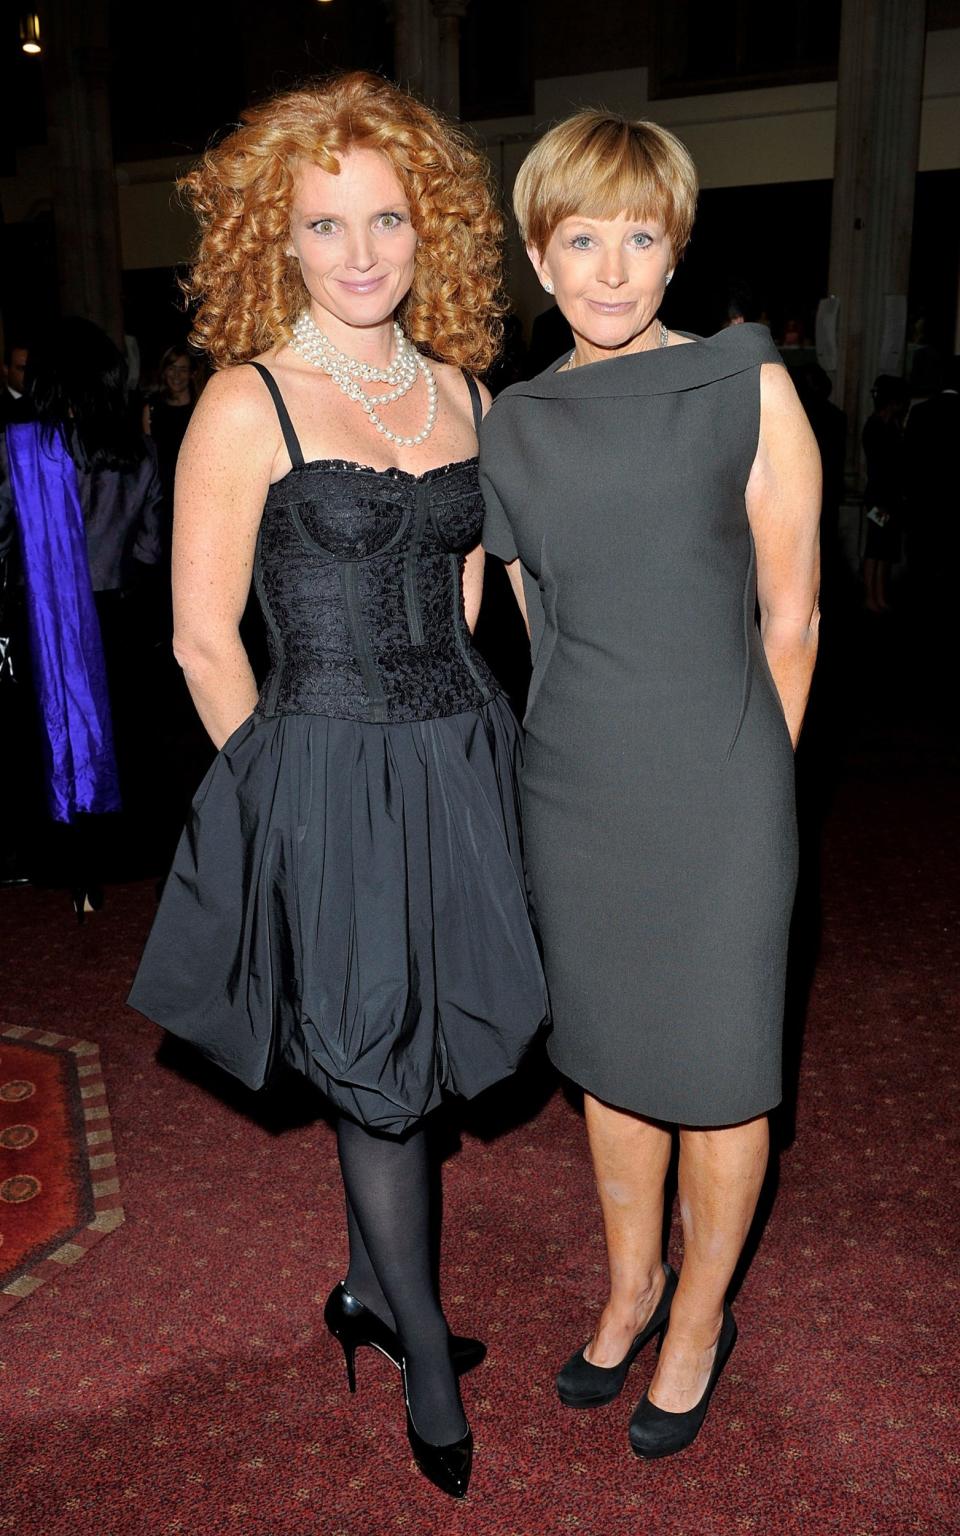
left=462, top=371, right=483, bottom=435
left=248, top=362, right=305, bottom=470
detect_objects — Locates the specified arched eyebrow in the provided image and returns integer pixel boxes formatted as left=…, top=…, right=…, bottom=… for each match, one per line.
left=297, top=203, right=412, bottom=222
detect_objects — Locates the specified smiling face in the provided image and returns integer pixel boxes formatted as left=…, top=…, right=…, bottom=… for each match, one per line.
left=162, top=353, right=192, bottom=399
left=530, top=212, right=674, bottom=361
left=286, top=147, right=418, bottom=345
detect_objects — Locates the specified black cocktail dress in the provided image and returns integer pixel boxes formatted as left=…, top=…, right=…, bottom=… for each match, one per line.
left=129, top=367, right=548, bottom=1133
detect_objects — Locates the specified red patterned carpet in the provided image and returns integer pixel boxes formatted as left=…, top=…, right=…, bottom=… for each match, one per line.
left=0, top=722, right=958, bottom=1534
left=0, top=1029, right=123, bottom=1314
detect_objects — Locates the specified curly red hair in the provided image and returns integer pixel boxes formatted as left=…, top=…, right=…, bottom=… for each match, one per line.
left=179, top=72, right=505, bottom=373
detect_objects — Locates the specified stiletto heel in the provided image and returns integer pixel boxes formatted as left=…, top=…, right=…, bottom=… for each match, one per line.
left=556, top=1262, right=678, bottom=1408
left=342, top=1337, right=357, bottom=1394
left=400, top=1357, right=472, bottom=1500
left=628, top=1302, right=738, bottom=1459
left=323, top=1282, right=485, bottom=1383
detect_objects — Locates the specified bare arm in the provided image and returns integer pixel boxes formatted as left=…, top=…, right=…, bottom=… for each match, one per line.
left=171, top=369, right=277, bottom=749
left=462, top=545, right=485, bottom=632
left=745, top=363, right=821, bottom=748
left=502, top=559, right=531, bottom=639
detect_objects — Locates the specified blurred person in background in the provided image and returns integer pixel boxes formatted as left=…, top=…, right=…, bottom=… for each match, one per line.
left=862, top=374, right=909, bottom=614
left=0, top=335, right=33, bottom=882
left=905, top=355, right=960, bottom=670
left=142, top=343, right=202, bottom=537
left=0, top=338, right=30, bottom=428
left=0, top=317, right=163, bottom=916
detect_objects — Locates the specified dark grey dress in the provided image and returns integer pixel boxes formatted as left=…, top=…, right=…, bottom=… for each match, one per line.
left=479, top=324, right=798, bottom=1126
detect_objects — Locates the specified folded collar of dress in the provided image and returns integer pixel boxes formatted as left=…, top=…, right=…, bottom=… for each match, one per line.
left=500, top=323, right=783, bottom=400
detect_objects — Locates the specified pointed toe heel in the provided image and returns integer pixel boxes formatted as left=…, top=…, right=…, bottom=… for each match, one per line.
left=557, top=1262, right=677, bottom=1409
left=401, top=1359, right=473, bottom=1499
left=628, top=1303, right=737, bottom=1459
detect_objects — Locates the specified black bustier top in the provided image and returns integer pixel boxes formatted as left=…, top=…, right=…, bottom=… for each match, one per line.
left=249, top=364, right=498, bottom=725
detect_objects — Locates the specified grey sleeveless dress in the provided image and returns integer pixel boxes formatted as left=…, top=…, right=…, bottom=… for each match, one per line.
left=479, top=324, right=798, bottom=1125
left=129, top=367, right=548, bottom=1133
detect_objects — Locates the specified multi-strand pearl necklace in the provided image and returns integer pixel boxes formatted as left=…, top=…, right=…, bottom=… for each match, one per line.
left=290, top=311, right=439, bottom=447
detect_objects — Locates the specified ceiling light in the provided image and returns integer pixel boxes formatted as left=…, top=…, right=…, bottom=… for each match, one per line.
left=20, top=12, right=41, bottom=54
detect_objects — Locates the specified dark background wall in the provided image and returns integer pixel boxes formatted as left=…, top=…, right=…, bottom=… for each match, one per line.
left=2, top=1, right=959, bottom=366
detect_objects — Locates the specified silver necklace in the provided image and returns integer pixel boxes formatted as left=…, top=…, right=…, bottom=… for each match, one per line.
left=290, top=311, right=439, bottom=447
left=562, top=319, right=669, bottom=372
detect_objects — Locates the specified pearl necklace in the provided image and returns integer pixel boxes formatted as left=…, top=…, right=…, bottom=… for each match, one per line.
left=290, top=311, right=439, bottom=447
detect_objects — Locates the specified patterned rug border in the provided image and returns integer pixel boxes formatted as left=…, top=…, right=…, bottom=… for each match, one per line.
left=0, top=1024, right=124, bottom=1316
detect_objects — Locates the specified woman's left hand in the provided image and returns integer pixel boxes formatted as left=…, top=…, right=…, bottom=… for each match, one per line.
left=746, top=363, right=822, bottom=749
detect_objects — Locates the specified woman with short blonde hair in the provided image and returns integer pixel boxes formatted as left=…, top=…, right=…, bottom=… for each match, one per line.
left=481, top=109, right=820, bottom=1458
left=130, top=72, right=548, bottom=1500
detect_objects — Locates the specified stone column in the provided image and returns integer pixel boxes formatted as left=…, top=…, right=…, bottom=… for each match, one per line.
left=431, top=0, right=470, bottom=117
left=42, top=0, right=124, bottom=343
left=826, top=0, right=927, bottom=480
left=392, top=0, right=436, bottom=100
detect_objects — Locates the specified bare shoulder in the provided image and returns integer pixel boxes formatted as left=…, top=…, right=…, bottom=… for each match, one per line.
left=431, top=358, right=493, bottom=418
left=182, top=362, right=282, bottom=477
left=749, top=363, right=820, bottom=499
left=759, top=359, right=802, bottom=412
left=758, top=362, right=813, bottom=445
left=432, top=357, right=470, bottom=397
left=191, top=361, right=275, bottom=431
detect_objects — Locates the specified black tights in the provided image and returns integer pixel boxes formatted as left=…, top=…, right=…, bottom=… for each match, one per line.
left=336, top=1116, right=466, bottom=1445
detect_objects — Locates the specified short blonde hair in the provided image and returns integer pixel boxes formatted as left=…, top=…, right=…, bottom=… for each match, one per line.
left=513, top=111, right=698, bottom=260
left=180, top=72, right=505, bottom=373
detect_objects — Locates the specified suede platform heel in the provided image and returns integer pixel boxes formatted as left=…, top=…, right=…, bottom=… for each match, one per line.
left=556, top=1262, right=678, bottom=1408
left=628, top=1301, right=737, bottom=1458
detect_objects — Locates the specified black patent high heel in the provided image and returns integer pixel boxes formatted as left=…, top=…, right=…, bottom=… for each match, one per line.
left=628, top=1301, right=738, bottom=1459
left=400, top=1356, right=473, bottom=1500
left=556, top=1262, right=678, bottom=1408
left=323, top=1281, right=485, bottom=1392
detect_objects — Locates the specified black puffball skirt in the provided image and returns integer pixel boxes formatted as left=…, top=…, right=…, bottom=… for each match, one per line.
left=128, top=695, right=548, bottom=1133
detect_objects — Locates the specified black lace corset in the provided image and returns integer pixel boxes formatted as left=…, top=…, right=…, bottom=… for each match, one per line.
left=253, top=456, right=499, bottom=723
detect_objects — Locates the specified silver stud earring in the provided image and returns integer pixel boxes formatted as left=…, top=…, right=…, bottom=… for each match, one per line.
left=543, top=280, right=554, bottom=295
left=665, top=273, right=673, bottom=286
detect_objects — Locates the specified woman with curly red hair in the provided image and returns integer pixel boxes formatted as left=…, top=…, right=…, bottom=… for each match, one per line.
left=129, top=72, right=547, bottom=1499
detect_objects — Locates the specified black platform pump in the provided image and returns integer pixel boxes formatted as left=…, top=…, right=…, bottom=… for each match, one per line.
left=628, top=1301, right=737, bottom=1458
left=556, top=1262, right=678, bottom=1408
